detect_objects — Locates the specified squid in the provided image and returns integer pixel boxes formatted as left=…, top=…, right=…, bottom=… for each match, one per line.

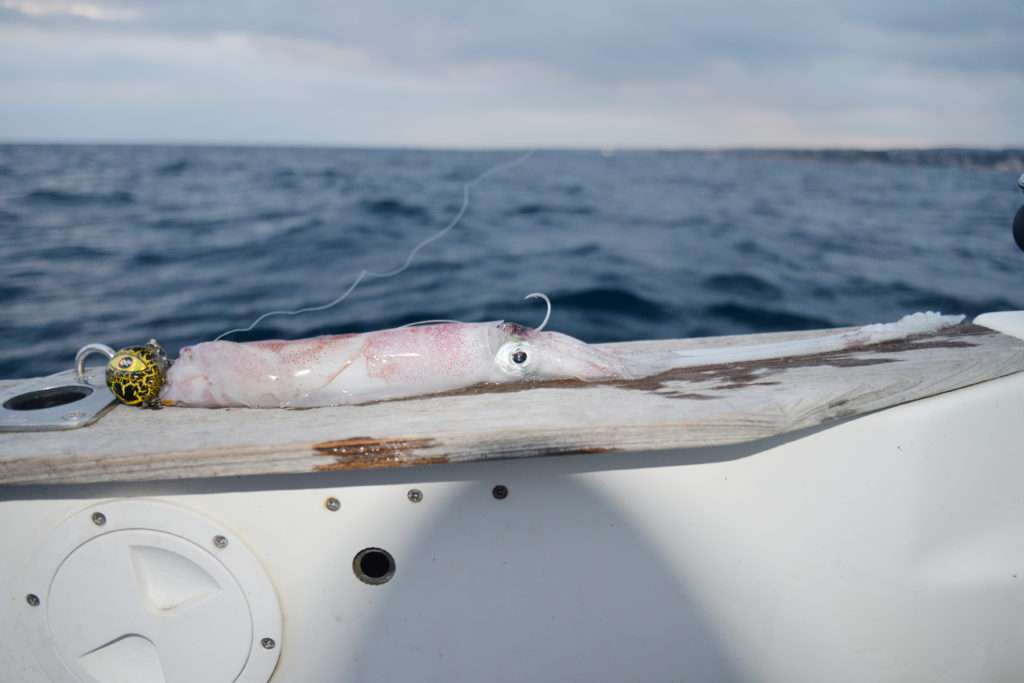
left=160, top=309, right=963, bottom=408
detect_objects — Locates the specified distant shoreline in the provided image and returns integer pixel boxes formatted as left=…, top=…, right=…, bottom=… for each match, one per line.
left=0, top=140, right=1021, bottom=154
left=1, top=141, right=1020, bottom=171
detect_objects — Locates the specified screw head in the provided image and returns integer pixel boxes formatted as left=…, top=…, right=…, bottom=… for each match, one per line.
left=261, top=637, right=276, bottom=650
left=325, top=497, right=341, bottom=512
left=213, top=535, right=229, bottom=549
left=407, top=488, right=423, bottom=503
left=26, top=593, right=40, bottom=607
left=91, top=512, right=107, bottom=526
left=492, top=485, right=509, bottom=500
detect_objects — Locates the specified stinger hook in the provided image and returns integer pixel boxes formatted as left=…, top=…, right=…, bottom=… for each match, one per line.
left=524, top=292, right=552, bottom=332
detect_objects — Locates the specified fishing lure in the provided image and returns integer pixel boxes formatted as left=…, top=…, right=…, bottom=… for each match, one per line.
left=74, top=339, right=170, bottom=408
left=154, top=308, right=963, bottom=409
left=74, top=288, right=962, bottom=410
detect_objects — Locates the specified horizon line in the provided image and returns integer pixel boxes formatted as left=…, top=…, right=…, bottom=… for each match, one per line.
left=1, top=139, right=1023, bottom=153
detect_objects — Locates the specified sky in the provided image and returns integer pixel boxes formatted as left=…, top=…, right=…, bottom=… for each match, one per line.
left=0, top=0, right=1021, bottom=148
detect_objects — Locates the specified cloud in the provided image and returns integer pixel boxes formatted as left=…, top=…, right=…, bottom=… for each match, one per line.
left=1, top=0, right=137, bottom=21
left=0, top=1, right=1021, bottom=147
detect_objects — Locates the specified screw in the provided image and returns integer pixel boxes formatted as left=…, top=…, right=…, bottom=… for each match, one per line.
left=325, top=497, right=341, bottom=512
left=407, top=488, right=423, bottom=503
left=26, top=594, right=40, bottom=607
left=492, top=485, right=509, bottom=500
left=91, top=512, right=107, bottom=526
left=261, top=637, right=276, bottom=650
left=213, top=535, right=229, bottom=549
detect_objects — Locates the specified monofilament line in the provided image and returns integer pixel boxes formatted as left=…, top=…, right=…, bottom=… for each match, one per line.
left=212, top=150, right=536, bottom=342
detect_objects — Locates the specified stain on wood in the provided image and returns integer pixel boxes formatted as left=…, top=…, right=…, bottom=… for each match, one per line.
left=655, top=391, right=721, bottom=400
left=513, top=444, right=618, bottom=458
left=310, top=436, right=618, bottom=472
left=312, top=436, right=445, bottom=471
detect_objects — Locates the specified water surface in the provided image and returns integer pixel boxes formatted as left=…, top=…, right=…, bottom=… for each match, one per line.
left=1, top=144, right=1022, bottom=379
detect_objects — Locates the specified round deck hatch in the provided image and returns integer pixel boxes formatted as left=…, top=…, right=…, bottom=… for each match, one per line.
left=20, top=500, right=281, bottom=683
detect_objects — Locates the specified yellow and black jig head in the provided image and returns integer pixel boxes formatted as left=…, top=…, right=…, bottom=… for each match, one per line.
left=75, top=339, right=170, bottom=408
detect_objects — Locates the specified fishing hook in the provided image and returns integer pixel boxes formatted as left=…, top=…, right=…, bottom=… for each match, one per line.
left=524, top=292, right=551, bottom=332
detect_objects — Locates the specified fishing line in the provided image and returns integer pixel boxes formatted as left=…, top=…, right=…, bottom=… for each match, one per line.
left=400, top=292, right=552, bottom=331
left=212, top=149, right=537, bottom=342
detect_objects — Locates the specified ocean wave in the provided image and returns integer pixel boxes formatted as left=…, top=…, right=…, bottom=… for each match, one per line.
left=34, top=245, right=112, bottom=260
left=251, top=209, right=302, bottom=222
left=703, top=273, right=783, bottom=299
left=155, top=159, right=190, bottom=176
left=0, top=283, right=29, bottom=299
left=555, top=287, right=670, bottom=319
left=510, top=203, right=595, bottom=217
left=704, top=303, right=834, bottom=330
left=133, top=249, right=171, bottom=266
left=744, top=148, right=1024, bottom=171
left=20, top=188, right=135, bottom=206
left=147, top=216, right=233, bottom=231
left=359, top=197, right=430, bottom=219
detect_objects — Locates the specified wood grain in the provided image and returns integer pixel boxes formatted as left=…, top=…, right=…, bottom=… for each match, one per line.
left=2, top=324, right=1023, bottom=486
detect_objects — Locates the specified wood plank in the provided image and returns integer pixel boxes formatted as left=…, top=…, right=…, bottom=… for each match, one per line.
left=1, top=324, right=1023, bottom=486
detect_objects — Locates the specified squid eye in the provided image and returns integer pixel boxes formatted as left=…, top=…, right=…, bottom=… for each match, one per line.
left=496, top=341, right=534, bottom=375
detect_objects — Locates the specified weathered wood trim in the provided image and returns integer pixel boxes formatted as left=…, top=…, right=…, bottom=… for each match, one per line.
left=2, top=324, right=1023, bottom=486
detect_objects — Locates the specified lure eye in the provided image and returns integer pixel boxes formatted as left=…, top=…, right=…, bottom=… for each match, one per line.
left=512, top=350, right=528, bottom=364
left=110, top=352, right=145, bottom=374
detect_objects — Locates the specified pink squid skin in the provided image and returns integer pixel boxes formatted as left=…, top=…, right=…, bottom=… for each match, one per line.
left=159, top=312, right=965, bottom=409
left=160, top=321, right=631, bottom=408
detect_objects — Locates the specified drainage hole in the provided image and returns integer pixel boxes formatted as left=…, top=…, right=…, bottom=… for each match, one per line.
left=4, top=386, right=93, bottom=411
left=353, top=547, right=395, bottom=585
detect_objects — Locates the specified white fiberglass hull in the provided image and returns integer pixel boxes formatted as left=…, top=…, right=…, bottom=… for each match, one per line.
left=1, top=315, right=1023, bottom=682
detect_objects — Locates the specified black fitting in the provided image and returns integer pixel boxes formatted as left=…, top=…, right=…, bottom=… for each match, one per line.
left=1015, top=205, right=1024, bottom=253
left=1013, top=174, right=1024, bottom=252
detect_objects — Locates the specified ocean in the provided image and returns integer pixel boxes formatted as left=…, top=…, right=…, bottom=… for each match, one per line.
left=1, top=144, right=1022, bottom=380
